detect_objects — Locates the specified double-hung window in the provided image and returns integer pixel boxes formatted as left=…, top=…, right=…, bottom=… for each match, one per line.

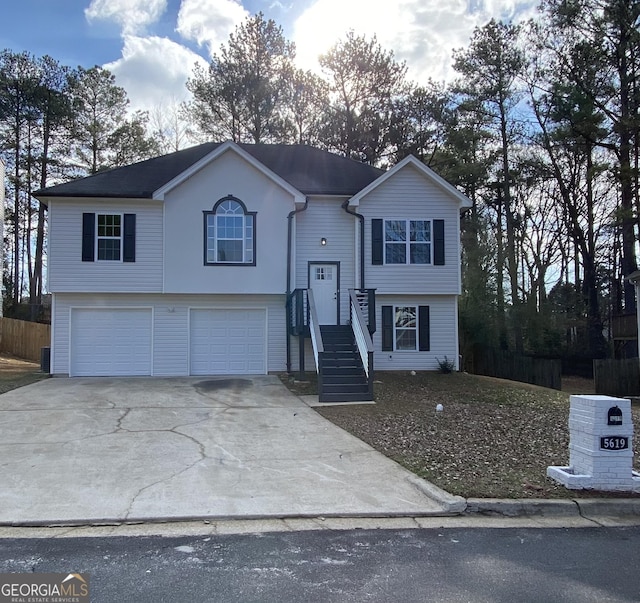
left=204, top=197, right=256, bottom=265
left=394, top=306, right=418, bottom=350
left=384, top=219, right=431, bottom=264
left=97, top=214, right=122, bottom=261
left=381, top=304, right=430, bottom=352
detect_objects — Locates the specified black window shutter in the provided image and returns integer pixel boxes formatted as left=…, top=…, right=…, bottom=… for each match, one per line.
left=82, top=213, right=95, bottom=262
left=372, top=219, right=383, bottom=265
left=433, top=219, right=445, bottom=265
left=419, top=305, right=430, bottom=351
left=123, top=213, right=136, bottom=262
left=382, top=305, right=393, bottom=351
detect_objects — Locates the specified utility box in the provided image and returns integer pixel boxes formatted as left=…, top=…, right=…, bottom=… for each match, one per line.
left=547, top=395, right=640, bottom=492
left=40, top=346, right=50, bottom=374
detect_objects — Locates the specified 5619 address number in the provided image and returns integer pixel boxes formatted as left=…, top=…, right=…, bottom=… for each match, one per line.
left=600, top=437, right=629, bottom=451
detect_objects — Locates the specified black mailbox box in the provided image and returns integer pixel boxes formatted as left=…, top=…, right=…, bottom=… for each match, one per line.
left=608, top=406, right=623, bottom=426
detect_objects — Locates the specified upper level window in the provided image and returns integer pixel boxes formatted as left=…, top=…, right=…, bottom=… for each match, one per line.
left=97, top=214, right=121, bottom=261
left=204, top=197, right=256, bottom=265
left=385, top=219, right=430, bottom=265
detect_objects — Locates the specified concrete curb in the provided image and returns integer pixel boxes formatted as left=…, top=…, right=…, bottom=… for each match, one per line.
left=574, top=498, right=640, bottom=518
left=407, top=476, right=467, bottom=514
left=465, top=497, right=640, bottom=518
left=465, top=498, right=579, bottom=517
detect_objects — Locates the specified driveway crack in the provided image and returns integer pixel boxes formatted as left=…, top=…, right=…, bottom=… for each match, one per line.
left=123, top=429, right=207, bottom=520
left=116, top=408, right=132, bottom=431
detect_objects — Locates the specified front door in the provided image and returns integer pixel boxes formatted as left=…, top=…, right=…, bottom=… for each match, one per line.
left=309, top=263, right=339, bottom=325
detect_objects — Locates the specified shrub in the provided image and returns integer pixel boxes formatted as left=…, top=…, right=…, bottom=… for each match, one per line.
left=436, top=356, right=455, bottom=374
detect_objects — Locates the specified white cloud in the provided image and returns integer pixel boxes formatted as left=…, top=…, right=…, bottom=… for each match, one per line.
left=293, top=0, right=538, bottom=84
left=104, top=35, right=208, bottom=113
left=85, top=0, right=168, bottom=35
left=176, top=0, right=249, bottom=56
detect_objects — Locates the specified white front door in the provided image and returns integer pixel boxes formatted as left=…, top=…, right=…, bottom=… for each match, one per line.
left=310, top=263, right=338, bottom=324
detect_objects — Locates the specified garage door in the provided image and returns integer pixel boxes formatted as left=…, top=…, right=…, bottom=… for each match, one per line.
left=70, top=308, right=152, bottom=377
left=190, top=309, right=266, bottom=375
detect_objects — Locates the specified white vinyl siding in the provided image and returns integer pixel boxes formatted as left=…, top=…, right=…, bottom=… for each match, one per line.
left=163, top=150, right=293, bottom=294
left=70, top=308, right=152, bottom=376
left=360, top=164, right=462, bottom=294
left=48, top=199, right=163, bottom=293
left=294, top=197, right=356, bottom=323
left=51, top=293, right=286, bottom=376
left=375, top=295, right=459, bottom=371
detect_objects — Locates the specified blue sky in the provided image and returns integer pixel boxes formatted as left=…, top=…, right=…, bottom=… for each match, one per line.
left=1, top=0, right=538, bottom=113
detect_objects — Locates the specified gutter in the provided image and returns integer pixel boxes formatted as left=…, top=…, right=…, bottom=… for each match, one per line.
left=342, top=200, right=365, bottom=288
left=286, top=198, right=309, bottom=373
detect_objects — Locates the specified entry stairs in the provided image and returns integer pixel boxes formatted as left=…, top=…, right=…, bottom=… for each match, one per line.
left=319, top=325, right=372, bottom=402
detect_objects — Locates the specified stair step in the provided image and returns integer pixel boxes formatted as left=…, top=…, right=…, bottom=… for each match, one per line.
left=320, top=327, right=354, bottom=339
left=322, top=375, right=369, bottom=385
left=323, top=351, right=359, bottom=359
left=322, top=366, right=365, bottom=376
left=323, top=339, right=355, bottom=346
left=322, top=352, right=359, bottom=359
left=323, top=359, right=361, bottom=367
left=319, top=391, right=374, bottom=403
left=322, top=383, right=370, bottom=394
left=322, top=343, right=356, bottom=349
left=323, top=375, right=366, bottom=382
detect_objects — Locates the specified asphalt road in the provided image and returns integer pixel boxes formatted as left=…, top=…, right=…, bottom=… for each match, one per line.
left=1, top=527, right=639, bottom=602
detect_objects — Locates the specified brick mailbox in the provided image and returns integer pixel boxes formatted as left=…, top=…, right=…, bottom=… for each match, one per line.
left=547, top=395, right=640, bottom=492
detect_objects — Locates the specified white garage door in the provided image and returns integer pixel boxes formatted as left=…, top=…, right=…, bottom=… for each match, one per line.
left=190, top=309, right=266, bottom=375
left=70, top=308, right=152, bottom=377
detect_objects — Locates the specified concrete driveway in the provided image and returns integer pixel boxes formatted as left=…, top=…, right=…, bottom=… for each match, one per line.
left=0, top=376, right=460, bottom=525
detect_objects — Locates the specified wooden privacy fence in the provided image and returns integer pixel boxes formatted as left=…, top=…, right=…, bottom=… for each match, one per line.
left=469, top=346, right=562, bottom=390
left=0, top=317, right=50, bottom=363
left=594, top=358, right=640, bottom=398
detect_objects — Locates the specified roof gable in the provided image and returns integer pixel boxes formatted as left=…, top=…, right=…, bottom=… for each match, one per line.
left=153, top=141, right=305, bottom=204
left=348, top=155, right=472, bottom=210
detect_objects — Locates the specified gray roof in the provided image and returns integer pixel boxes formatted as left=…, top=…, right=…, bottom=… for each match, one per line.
left=34, top=143, right=385, bottom=199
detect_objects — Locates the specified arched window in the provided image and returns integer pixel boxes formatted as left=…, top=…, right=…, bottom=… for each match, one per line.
left=204, top=196, right=256, bottom=265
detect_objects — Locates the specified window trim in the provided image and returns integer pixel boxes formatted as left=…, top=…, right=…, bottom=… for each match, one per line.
left=96, top=213, right=123, bottom=262
left=381, top=304, right=430, bottom=352
left=383, top=219, right=432, bottom=265
left=203, top=195, right=257, bottom=266
left=393, top=305, right=418, bottom=351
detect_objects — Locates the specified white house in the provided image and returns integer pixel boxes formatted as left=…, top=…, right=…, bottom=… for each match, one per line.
left=35, top=141, right=472, bottom=401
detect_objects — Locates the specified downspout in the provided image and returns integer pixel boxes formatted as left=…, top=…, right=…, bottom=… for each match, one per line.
left=286, top=198, right=309, bottom=373
left=342, top=200, right=365, bottom=288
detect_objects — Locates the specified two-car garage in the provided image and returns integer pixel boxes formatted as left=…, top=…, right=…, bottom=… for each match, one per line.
left=68, top=306, right=267, bottom=377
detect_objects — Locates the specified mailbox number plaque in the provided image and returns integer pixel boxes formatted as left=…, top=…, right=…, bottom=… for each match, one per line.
left=600, top=436, right=629, bottom=451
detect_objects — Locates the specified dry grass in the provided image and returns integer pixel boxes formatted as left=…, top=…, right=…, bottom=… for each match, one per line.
left=0, top=355, right=47, bottom=395
left=282, top=371, right=640, bottom=499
